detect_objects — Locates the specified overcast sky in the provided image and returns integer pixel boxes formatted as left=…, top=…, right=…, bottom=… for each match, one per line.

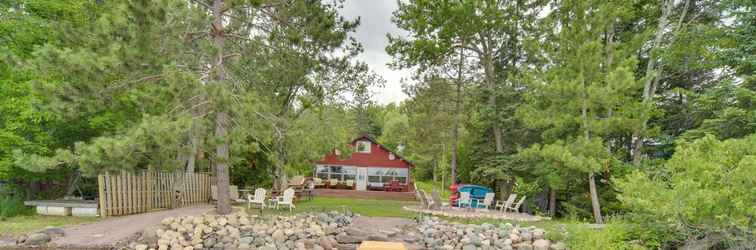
left=339, top=1, right=410, bottom=105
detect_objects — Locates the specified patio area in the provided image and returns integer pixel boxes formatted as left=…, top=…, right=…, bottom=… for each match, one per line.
left=403, top=206, right=546, bottom=222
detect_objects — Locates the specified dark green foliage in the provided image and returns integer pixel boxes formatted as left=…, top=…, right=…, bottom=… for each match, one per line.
left=616, top=134, right=756, bottom=247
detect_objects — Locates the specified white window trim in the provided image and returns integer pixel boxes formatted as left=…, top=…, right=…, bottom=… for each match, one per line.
left=356, top=141, right=371, bottom=153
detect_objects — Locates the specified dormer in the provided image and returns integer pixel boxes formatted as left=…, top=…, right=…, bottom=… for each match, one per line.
left=356, top=140, right=371, bottom=153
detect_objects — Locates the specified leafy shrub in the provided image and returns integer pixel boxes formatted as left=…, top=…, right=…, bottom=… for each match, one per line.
left=566, top=220, right=646, bottom=250
left=0, top=196, right=33, bottom=219
left=616, top=134, right=756, bottom=247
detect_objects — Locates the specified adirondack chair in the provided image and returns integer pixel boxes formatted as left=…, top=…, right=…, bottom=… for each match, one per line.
left=495, top=194, right=517, bottom=211
left=458, top=191, right=472, bottom=208
left=506, top=195, right=527, bottom=212
left=477, top=192, right=495, bottom=210
left=247, top=188, right=267, bottom=209
left=312, top=178, right=325, bottom=188
left=275, top=188, right=296, bottom=212
left=345, top=180, right=355, bottom=189
left=328, top=179, right=339, bottom=188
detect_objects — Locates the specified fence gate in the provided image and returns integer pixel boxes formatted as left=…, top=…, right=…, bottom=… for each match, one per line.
left=97, top=171, right=211, bottom=217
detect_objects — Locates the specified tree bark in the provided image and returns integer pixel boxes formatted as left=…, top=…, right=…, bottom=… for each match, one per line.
left=548, top=188, right=557, bottom=217
left=588, top=172, right=603, bottom=224
left=273, top=125, right=288, bottom=191
left=582, top=81, right=603, bottom=224
left=632, top=0, right=674, bottom=165
left=212, top=0, right=232, bottom=215
left=451, top=48, right=464, bottom=185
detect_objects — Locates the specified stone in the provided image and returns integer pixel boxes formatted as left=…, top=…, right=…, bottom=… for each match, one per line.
left=319, top=237, right=333, bottom=249
left=549, top=241, right=567, bottom=250
left=336, top=234, right=363, bottom=244
left=532, top=229, right=545, bottom=240
left=533, top=239, right=551, bottom=250
left=42, top=227, right=65, bottom=237
left=367, top=233, right=388, bottom=241
left=134, top=244, right=148, bottom=250
left=141, top=225, right=161, bottom=243
left=313, top=245, right=325, bottom=250
left=272, top=230, right=285, bottom=242
left=520, top=231, right=533, bottom=242
left=203, top=237, right=216, bottom=248
left=0, top=239, right=17, bottom=247
left=462, top=244, right=476, bottom=250
left=509, top=233, right=521, bottom=244
left=24, top=233, right=51, bottom=245
left=514, top=242, right=533, bottom=250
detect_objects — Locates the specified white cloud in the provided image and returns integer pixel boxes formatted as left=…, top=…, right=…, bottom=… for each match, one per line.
left=339, top=0, right=411, bottom=105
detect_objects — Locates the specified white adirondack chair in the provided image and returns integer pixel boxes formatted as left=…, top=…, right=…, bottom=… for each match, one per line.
left=495, top=194, right=517, bottom=211
left=478, top=192, right=495, bottom=210
left=506, top=195, right=527, bottom=212
left=275, top=188, right=296, bottom=211
left=458, top=191, right=472, bottom=208
left=247, top=188, right=267, bottom=209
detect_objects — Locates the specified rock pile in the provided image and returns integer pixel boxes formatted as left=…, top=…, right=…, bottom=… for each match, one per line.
left=415, top=217, right=567, bottom=250
left=7, top=226, right=66, bottom=247
left=129, top=211, right=354, bottom=250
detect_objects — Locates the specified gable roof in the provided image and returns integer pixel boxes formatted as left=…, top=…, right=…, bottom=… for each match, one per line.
left=315, top=134, right=414, bottom=168
left=352, top=134, right=413, bottom=166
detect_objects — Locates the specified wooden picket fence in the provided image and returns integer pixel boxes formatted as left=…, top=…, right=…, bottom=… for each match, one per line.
left=97, top=171, right=211, bottom=217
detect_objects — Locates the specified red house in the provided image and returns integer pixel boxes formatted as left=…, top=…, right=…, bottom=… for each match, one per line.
left=315, top=135, right=414, bottom=192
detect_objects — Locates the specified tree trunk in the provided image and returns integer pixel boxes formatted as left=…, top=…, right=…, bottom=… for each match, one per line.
left=632, top=0, right=674, bottom=165
left=588, top=172, right=603, bottom=224
left=497, top=179, right=513, bottom=203
left=65, top=171, right=81, bottom=197
left=548, top=188, right=557, bottom=217
left=432, top=155, right=438, bottom=183
left=212, top=0, right=232, bottom=215
left=273, top=126, right=288, bottom=191
left=581, top=82, right=603, bottom=224
left=451, top=48, right=464, bottom=185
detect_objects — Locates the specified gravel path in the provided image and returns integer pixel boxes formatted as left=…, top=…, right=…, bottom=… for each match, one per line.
left=50, top=205, right=212, bottom=248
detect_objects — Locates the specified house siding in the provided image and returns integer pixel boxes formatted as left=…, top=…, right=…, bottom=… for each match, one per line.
left=315, top=138, right=412, bottom=168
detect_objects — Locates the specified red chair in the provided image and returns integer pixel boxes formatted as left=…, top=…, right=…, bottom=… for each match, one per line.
left=389, top=180, right=401, bottom=192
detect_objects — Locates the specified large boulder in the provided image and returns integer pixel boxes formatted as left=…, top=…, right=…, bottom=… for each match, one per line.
left=24, top=233, right=51, bottom=246
left=533, top=239, right=551, bottom=250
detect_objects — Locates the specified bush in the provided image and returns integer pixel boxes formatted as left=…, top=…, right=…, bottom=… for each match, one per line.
left=566, top=220, right=647, bottom=250
left=616, top=134, right=756, bottom=247
left=0, top=197, right=33, bottom=219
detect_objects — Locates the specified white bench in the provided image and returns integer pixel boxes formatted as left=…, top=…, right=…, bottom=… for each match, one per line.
left=24, top=200, right=99, bottom=217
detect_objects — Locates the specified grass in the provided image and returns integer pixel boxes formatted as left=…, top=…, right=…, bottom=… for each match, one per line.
left=1, top=215, right=100, bottom=237
left=414, top=180, right=451, bottom=200
left=239, top=196, right=420, bottom=218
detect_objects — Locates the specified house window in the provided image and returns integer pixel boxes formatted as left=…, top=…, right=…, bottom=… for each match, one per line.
left=316, top=165, right=356, bottom=181
left=367, top=167, right=409, bottom=186
left=389, top=153, right=395, bottom=160
left=356, top=141, right=371, bottom=153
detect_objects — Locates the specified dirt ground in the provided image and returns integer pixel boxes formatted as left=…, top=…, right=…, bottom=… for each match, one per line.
left=49, top=205, right=212, bottom=248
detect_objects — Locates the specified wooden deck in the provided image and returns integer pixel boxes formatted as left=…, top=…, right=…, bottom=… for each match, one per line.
left=313, top=189, right=416, bottom=201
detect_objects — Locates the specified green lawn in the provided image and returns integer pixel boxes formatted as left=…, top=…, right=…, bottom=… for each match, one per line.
left=1, top=215, right=100, bottom=236
left=240, top=196, right=420, bottom=218
left=414, top=180, right=452, bottom=200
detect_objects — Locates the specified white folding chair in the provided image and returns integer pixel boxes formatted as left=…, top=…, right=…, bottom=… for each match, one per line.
left=458, top=192, right=472, bottom=208
left=496, top=193, right=517, bottom=211
left=247, top=188, right=267, bottom=209
left=275, top=188, right=296, bottom=212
